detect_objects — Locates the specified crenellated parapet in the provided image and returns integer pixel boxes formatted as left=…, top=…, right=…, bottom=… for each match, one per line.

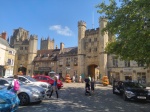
left=78, top=21, right=86, bottom=27
left=99, top=16, right=108, bottom=23
left=85, top=28, right=99, bottom=36
left=30, top=35, right=38, bottom=40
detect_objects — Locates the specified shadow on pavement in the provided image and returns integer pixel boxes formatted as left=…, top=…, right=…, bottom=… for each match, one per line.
left=18, top=84, right=150, bottom=112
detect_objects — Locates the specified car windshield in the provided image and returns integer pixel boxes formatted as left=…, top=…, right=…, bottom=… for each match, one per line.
left=24, top=76, right=37, bottom=82
left=124, top=82, right=144, bottom=88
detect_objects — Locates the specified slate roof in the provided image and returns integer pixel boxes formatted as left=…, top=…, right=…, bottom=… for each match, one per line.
left=60, top=47, right=78, bottom=56
left=33, top=49, right=60, bottom=62
left=0, top=38, right=10, bottom=47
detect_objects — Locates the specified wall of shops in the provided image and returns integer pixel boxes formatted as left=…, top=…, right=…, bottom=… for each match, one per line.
left=109, top=67, right=150, bottom=86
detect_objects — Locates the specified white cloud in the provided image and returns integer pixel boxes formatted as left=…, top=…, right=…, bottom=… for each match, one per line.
left=49, top=25, right=73, bottom=36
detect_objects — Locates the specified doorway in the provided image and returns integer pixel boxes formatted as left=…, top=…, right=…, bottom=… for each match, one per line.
left=88, top=64, right=98, bottom=79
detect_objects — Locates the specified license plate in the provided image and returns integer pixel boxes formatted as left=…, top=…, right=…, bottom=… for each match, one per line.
left=137, top=96, right=146, bottom=99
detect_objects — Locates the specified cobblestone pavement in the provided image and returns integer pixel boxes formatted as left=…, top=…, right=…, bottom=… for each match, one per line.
left=18, top=82, right=150, bottom=112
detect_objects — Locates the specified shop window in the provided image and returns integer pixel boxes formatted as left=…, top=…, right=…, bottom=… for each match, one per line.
left=137, top=72, right=146, bottom=84
left=20, top=47, right=23, bottom=50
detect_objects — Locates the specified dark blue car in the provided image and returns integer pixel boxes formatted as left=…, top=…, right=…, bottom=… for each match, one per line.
left=0, top=87, right=20, bottom=112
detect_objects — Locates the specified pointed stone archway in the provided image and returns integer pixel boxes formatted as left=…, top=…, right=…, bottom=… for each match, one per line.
left=88, top=64, right=99, bottom=79
left=18, top=67, right=27, bottom=75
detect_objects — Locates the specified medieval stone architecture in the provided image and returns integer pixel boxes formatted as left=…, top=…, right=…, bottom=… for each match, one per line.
left=10, top=28, right=37, bottom=75
left=7, top=17, right=149, bottom=86
left=40, top=37, right=54, bottom=50
left=33, top=42, right=78, bottom=80
left=77, top=17, right=150, bottom=85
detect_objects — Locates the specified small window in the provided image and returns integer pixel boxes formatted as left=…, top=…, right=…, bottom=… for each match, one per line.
left=25, top=47, right=28, bottom=50
left=20, top=47, right=23, bottom=50
left=89, top=39, right=91, bottom=42
left=94, top=48, right=97, bottom=52
left=94, top=38, right=97, bottom=41
left=9, top=51, right=13, bottom=54
left=89, top=48, right=91, bottom=52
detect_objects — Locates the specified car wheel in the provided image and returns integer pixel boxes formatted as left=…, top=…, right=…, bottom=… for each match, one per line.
left=123, top=93, right=128, bottom=101
left=18, top=93, right=30, bottom=106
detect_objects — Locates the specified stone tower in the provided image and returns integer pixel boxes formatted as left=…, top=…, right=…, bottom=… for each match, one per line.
left=27, top=35, right=38, bottom=75
left=40, top=37, right=54, bottom=50
left=99, top=17, right=108, bottom=77
left=77, top=21, right=86, bottom=76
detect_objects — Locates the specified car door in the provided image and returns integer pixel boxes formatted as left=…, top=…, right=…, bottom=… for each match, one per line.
left=42, top=77, right=49, bottom=83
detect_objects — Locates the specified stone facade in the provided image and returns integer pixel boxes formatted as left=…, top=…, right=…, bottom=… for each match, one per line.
left=77, top=17, right=150, bottom=86
left=10, top=28, right=37, bottom=75
left=77, top=17, right=109, bottom=79
left=33, top=42, right=78, bottom=79
left=40, top=37, right=54, bottom=50
left=8, top=18, right=149, bottom=85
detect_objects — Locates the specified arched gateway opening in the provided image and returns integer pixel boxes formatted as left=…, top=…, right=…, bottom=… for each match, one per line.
left=88, top=64, right=99, bottom=80
left=18, top=67, right=26, bottom=75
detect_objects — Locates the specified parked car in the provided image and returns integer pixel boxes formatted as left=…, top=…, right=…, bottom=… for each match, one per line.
left=0, top=78, right=46, bottom=106
left=113, top=80, right=150, bottom=101
left=0, top=87, right=20, bottom=112
left=8, top=75, right=51, bottom=95
left=33, top=75, right=63, bottom=89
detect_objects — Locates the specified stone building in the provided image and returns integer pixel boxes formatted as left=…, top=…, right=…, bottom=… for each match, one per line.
left=77, top=17, right=150, bottom=85
left=8, top=18, right=149, bottom=85
left=33, top=42, right=78, bottom=79
left=40, top=37, right=54, bottom=50
left=0, top=32, right=16, bottom=77
left=10, top=28, right=37, bottom=75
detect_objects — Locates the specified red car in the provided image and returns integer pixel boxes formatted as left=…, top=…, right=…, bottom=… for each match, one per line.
left=33, top=75, right=63, bottom=89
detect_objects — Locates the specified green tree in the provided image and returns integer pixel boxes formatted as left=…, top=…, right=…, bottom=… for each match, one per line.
left=96, top=0, right=150, bottom=67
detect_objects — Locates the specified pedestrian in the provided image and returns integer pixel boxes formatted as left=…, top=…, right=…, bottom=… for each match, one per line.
left=79, top=75, right=82, bottom=83
left=11, top=75, right=20, bottom=94
left=49, top=76, right=59, bottom=98
left=89, top=75, right=91, bottom=82
left=91, top=78, right=95, bottom=93
left=84, top=75, right=90, bottom=88
left=72, top=75, right=75, bottom=82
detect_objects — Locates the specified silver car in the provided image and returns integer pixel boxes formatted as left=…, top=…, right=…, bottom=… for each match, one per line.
left=8, top=75, right=52, bottom=96
left=0, top=78, right=45, bottom=106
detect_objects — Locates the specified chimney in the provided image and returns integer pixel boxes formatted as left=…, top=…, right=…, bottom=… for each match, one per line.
left=1, top=32, right=7, bottom=40
left=60, top=42, right=64, bottom=52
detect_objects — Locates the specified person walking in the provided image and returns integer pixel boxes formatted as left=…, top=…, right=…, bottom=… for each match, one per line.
left=91, top=78, right=95, bottom=93
left=49, top=76, right=59, bottom=98
left=72, top=75, right=75, bottom=82
left=11, top=75, right=20, bottom=94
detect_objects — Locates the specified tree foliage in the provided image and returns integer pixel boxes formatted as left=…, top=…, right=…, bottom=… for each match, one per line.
left=96, top=0, right=150, bottom=66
